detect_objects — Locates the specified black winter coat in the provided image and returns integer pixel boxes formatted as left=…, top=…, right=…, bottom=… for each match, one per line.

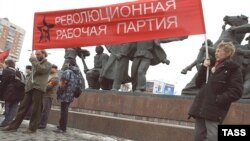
left=0, top=67, right=25, bottom=101
left=188, top=59, right=243, bottom=123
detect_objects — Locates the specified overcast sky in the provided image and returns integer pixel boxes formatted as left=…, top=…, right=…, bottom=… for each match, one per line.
left=0, top=0, right=250, bottom=94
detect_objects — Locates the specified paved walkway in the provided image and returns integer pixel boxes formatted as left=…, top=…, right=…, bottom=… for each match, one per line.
left=0, top=116, right=133, bottom=141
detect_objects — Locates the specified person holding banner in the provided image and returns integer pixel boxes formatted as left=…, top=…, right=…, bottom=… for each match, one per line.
left=188, top=41, right=243, bottom=141
left=1, top=50, right=52, bottom=133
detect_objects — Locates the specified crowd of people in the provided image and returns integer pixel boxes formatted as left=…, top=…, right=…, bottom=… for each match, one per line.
left=0, top=49, right=81, bottom=134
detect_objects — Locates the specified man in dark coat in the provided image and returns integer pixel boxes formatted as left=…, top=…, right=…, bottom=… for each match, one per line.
left=0, top=59, right=25, bottom=127
left=188, top=41, right=243, bottom=141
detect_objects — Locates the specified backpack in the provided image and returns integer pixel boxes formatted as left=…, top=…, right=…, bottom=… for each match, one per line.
left=15, top=70, right=25, bottom=84
left=14, top=70, right=25, bottom=89
left=57, top=67, right=83, bottom=98
left=71, top=71, right=82, bottom=98
left=10, top=69, right=25, bottom=101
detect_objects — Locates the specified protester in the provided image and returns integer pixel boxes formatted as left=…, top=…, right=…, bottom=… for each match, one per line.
left=24, top=65, right=32, bottom=81
left=188, top=41, right=243, bottom=141
left=24, top=65, right=32, bottom=120
left=1, top=50, right=52, bottom=133
left=0, top=63, right=4, bottom=114
left=0, top=59, right=25, bottom=127
left=54, top=59, right=80, bottom=133
left=0, top=63, right=4, bottom=82
left=39, top=64, right=59, bottom=129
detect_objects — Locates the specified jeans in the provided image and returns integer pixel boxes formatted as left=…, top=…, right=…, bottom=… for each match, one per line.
left=194, top=118, right=219, bottom=141
left=59, top=102, right=70, bottom=131
left=0, top=101, right=18, bottom=126
left=39, top=97, right=53, bottom=128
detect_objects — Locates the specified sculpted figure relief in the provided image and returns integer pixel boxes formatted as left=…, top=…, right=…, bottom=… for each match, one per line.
left=131, top=40, right=169, bottom=92
left=214, top=15, right=248, bottom=46
left=181, top=39, right=214, bottom=75
left=181, top=39, right=214, bottom=96
left=230, top=24, right=250, bottom=98
left=100, top=42, right=136, bottom=90
left=132, top=37, right=187, bottom=92
left=85, top=46, right=109, bottom=90
left=61, top=48, right=79, bottom=71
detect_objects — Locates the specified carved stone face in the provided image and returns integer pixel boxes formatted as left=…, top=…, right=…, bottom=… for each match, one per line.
left=95, top=46, right=104, bottom=54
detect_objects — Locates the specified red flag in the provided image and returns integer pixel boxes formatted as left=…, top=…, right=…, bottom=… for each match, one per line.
left=0, top=50, right=9, bottom=63
left=33, top=0, right=205, bottom=50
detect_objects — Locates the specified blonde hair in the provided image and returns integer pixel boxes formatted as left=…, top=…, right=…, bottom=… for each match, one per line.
left=216, top=41, right=235, bottom=58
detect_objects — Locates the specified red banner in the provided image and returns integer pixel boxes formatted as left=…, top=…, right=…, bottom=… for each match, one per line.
left=0, top=50, right=9, bottom=63
left=33, top=0, right=205, bottom=50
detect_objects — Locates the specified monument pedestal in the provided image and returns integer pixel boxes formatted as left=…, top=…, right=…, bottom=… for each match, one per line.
left=50, top=90, right=250, bottom=141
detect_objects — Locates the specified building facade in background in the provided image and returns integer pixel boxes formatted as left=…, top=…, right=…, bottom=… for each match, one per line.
left=0, top=18, right=25, bottom=62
